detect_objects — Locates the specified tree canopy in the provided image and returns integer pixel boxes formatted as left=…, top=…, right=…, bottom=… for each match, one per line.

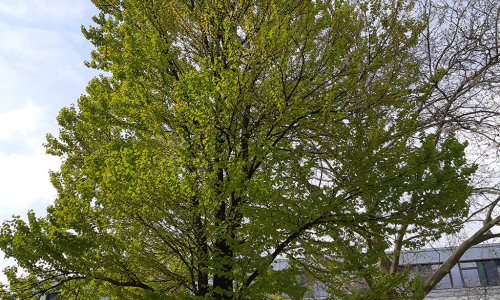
left=0, top=0, right=485, bottom=299
left=294, top=0, right=500, bottom=298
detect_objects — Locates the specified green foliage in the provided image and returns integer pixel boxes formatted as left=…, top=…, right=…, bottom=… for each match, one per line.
left=0, top=0, right=474, bottom=299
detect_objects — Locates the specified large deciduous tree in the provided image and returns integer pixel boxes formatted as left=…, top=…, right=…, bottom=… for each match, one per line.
left=0, top=0, right=476, bottom=299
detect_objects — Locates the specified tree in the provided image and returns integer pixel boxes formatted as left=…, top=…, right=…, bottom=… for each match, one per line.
left=0, top=0, right=475, bottom=299
left=293, top=0, right=500, bottom=299
left=409, top=0, right=500, bottom=295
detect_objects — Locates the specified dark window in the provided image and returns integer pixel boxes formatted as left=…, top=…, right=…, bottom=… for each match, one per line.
left=47, top=293, right=60, bottom=300
left=419, top=265, right=433, bottom=283
left=482, top=260, right=500, bottom=286
left=409, top=265, right=417, bottom=280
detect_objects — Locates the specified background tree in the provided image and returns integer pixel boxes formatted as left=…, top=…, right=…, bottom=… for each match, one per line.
left=413, top=0, right=500, bottom=295
left=0, top=0, right=453, bottom=299
left=293, top=0, right=500, bottom=299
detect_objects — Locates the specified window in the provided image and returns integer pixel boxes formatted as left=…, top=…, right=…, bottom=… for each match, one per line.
left=450, top=265, right=463, bottom=288
left=47, top=293, right=60, bottom=300
left=447, top=260, right=500, bottom=288
left=413, top=264, right=452, bottom=289
left=431, top=264, right=451, bottom=289
left=462, top=269, right=481, bottom=287
left=483, top=260, right=500, bottom=286
left=419, top=265, right=433, bottom=283
left=309, top=281, right=329, bottom=298
left=460, top=262, right=482, bottom=287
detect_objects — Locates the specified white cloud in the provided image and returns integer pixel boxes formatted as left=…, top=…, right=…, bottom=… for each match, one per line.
left=0, top=146, right=60, bottom=211
left=0, top=0, right=101, bottom=287
left=0, top=0, right=91, bottom=22
left=0, top=147, right=60, bottom=286
left=0, top=103, right=48, bottom=139
left=0, top=54, right=19, bottom=91
left=0, top=21, right=99, bottom=117
left=0, top=21, right=89, bottom=86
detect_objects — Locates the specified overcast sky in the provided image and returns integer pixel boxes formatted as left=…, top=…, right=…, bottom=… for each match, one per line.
left=0, top=0, right=101, bottom=283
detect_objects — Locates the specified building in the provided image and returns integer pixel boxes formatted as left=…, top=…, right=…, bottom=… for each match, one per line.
left=39, top=243, right=500, bottom=299
left=272, top=243, right=500, bottom=299
left=402, top=243, right=500, bottom=299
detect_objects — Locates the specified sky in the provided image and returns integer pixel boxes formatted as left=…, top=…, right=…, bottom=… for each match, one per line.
left=0, top=0, right=101, bottom=283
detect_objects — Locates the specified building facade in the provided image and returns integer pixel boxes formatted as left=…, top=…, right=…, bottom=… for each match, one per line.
left=39, top=243, right=500, bottom=299
left=272, top=243, right=500, bottom=299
